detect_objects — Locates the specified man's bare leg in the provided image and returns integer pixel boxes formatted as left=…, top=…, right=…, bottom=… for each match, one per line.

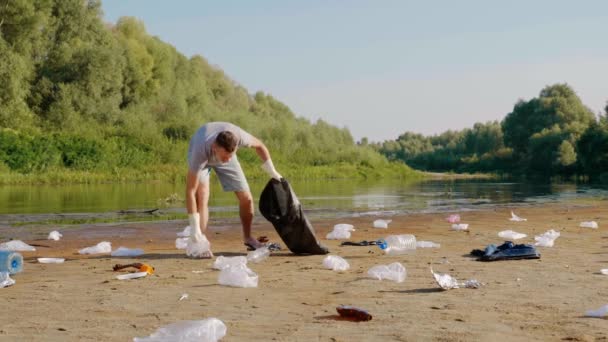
left=235, top=190, right=264, bottom=249
left=196, top=181, right=213, bottom=257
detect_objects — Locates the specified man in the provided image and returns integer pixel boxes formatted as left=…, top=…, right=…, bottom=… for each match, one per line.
left=186, top=122, right=282, bottom=258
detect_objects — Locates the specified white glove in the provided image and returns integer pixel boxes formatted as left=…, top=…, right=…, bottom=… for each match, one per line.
left=188, top=213, right=204, bottom=242
left=261, top=159, right=282, bottom=180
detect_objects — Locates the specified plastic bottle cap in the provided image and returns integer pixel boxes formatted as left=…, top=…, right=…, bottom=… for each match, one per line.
left=377, top=239, right=387, bottom=250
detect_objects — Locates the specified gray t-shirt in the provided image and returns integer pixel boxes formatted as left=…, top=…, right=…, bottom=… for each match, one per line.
left=187, top=122, right=255, bottom=172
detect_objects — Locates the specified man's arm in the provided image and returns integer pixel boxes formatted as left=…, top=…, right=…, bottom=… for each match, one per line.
left=249, top=136, right=281, bottom=180
left=185, top=169, right=199, bottom=215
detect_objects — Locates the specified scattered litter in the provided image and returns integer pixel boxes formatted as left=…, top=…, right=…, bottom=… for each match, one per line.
left=430, top=268, right=481, bottom=290
left=179, top=293, right=189, bottom=301
left=218, top=264, right=258, bottom=288
left=498, top=230, right=527, bottom=240
left=0, top=240, right=36, bottom=252
left=416, top=241, right=440, bottom=248
left=446, top=214, right=461, bottom=223
left=78, top=241, right=111, bottom=255
left=372, top=219, right=392, bottom=229
left=47, top=231, right=63, bottom=241
left=247, top=247, right=270, bottom=263
left=326, top=224, right=355, bottom=240
left=378, top=234, right=416, bottom=255
left=534, top=229, right=560, bottom=247
left=580, top=221, right=598, bottom=229
left=323, top=255, right=350, bottom=271
left=113, top=263, right=154, bottom=274
left=116, top=271, right=148, bottom=280
left=37, top=258, right=65, bottom=264
left=111, top=247, right=144, bottom=257
left=133, top=318, right=227, bottom=342
left=176, top=226, right=191, bottom=237
left=175, top=237, right=188, bottom=250
left=451, top=224, right=469, bottom=231
left=336, top=305, right=372, bottom=321
left=213, top=256, right=247, bottom=270
left=509, top=211, right=527, bottom=222
left=367, top=262, right=406, bottom=283
left=0, top=250, right=23, bottom=274
left=600, top=269, right=608, bottom=275
left=0, top=272, right=15, bottom=288
left=585, top=305, right=608, bottom=318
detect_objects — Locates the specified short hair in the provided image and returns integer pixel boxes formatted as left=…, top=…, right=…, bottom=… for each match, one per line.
left=216, top=131, right=238, bottom=153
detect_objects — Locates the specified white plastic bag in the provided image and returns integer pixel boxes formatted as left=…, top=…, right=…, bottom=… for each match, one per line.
left=367, top=262, right=406, bottom=283
left=175, top=237, right=188, bottom=250
left=326, top=224, right=355, bottom=240
left=0, top=240, right=36, bottom=252
left=47, top=231, right=63, bottom=241
left=446, top=214, right=460, bottom=223
left=600, top=269, right=608, bottom=275
left=509, top=211, right=527, bottom=222
left=247, top=247, right=270, bottom=263
left=218, top=264, right=258, bottom=288
left=498, top=230, right=527, bottom=240
left=431, top=268, right=481, bottom=290
left=451, top=223, right=469, bottom=231
left=416, top=241, right=440, bottom=248
left=322, top=255, right=350, bottom=271
left=116, top=272, right=148, bottom=280
left=373, top=219, right=392, bottom=229
left=111, top=247, right=144, bottom=257
left=177, top=226, right=191, bottom=237
left=580, top=221, right=598, bottom=229
left=78, top=241, right=112, bottom=255
left=133, top=318, right=227, bottom=342
left=585, top=304, right=608, bottom=318
left=186, top=236, right=211, bottom=258
left=37, top=258, right=65, bottom=264
left=213, top=256, right=247, bottom=270
left=0, top=272, right=15, bottom=288
left=534, top=229, right=560, bottom=247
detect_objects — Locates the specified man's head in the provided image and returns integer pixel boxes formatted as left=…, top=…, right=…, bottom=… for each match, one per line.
left=213, top=131, right=238, bottom=163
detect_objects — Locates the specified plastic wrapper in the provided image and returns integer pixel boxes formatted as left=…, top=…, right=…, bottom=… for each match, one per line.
left=213, top=256, right=247, bottom=270
left=47, top=231, right=63, bottom=241
left=111, top=247, right=144, bottom=257
left=116, top=271, right=148, bottom=280
left=534, top=229, right=560, bottom=247
left=322, top=255, right=350, bottom=271
left=78, top=241, right=112, bottom=255
left=218, top=264, right=258, bottom=288
left=247, top=247, right=270, bottom=263
left=509, top=211, right=527, bottom=222
left=0, top=240, right=36, bottom=252
left=580, top=221, right=598, bottom=229
left=133, top=318, right=227, bottom=342
left=498, top=230, right=527, bottom=240
left=367, top=262, right=406, bottom=283
left=451, top=223, right=469, bottom=231
left=372, top=219, right=392, bottom=229
left=0, top=272, right=15, bottom=288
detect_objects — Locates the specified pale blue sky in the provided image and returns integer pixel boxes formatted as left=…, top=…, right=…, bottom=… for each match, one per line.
left=102, top=0, right=608, bottom=142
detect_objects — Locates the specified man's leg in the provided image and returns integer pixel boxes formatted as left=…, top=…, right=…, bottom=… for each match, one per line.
left=235, top=190, right=256, bottom=243
left=196, top=180, right=210, bottom=236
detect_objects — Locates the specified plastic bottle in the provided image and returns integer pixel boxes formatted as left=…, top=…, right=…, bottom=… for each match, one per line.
left=377, top=234, right=417, bottom=255
left=0, top=250, right=23, bottom=274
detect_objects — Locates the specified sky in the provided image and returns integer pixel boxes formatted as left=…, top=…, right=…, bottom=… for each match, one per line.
left=102, top=0, right=608, bottom=142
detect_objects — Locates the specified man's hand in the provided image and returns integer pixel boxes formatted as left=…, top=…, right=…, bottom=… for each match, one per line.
left=261, top=159, right=282, bottom=180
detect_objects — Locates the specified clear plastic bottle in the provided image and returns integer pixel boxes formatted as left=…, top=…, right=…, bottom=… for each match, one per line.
left=378, top=234, right=417, bottom=255
left=0, top=250, right=23, bottom=274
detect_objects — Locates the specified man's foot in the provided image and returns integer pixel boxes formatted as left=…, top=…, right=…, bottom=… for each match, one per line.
left=244, top=237, right=266, bottom=250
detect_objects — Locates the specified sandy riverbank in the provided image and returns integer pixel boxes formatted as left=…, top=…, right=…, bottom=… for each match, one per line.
left=1, top=202, right=607, bottom=341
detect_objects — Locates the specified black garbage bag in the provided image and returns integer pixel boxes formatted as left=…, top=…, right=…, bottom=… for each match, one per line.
left=470, top=241, right=540, bottom=261
left=259, top=178, right=329, bottom=255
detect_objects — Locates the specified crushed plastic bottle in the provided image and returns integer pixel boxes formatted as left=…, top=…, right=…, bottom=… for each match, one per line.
left=322, top=255, right=350, bottom=271
left=133, top=318, right=227, bottom=342
left=416, top=241, right=440, bottom=248
left=247, top=247, right=270, bottom=263
left=367, top=262, right=406, bottom=282
left=0, top=250, right=23, bottom=274
left=377, top=234, right=416, bottom=255
left=218, top=264, right=258, bottom=288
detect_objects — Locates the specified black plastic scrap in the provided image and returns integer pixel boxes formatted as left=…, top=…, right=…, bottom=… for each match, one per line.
left=470, top=241, right=540, bottom=261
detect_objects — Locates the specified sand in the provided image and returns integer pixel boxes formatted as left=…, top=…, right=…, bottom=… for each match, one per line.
left=1, top=202, right=607, bottom=341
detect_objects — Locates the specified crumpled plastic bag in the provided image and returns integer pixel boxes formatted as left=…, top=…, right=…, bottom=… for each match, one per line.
left=175, top=237, right=188, bottom=250
left=0, top=240, right=36, bottom=252
left=430, top=267, right=481, bottom=290
left=534, top=229, right=560, bottom=247
left=247, top=247, right=270, bottom=263
left=367, top=262, right=406, bottom=283
left=78, top=241, right=112, bottom=255
left=177, top=226, right=191, bottom=237
left=498, top=230, right=527, bottom=240
left=580, top=221, right=598, bottom=229
left=510, top=211, right=527, bottom=222
left=0, top=272, right=15, bottom=288
left=133, top=318, right=227, bottom=342
left=446, top=214, right=461, bottom=223
left=451, top=223, right=469, bottom=231
left=47, top=231, right=63, bottom=241
left=218, top=264, right=258, bottom=288
left=585, top=304, right=608, bottom=318
left=111, top=247, right=145, bottom=257
left=322, top=255, right=350, bottom=271
left=600, top=269, right=608, bottom=275
left=213, top=256, right=247, bottom=270
left=186, top=236, right=211, bottom=258
left=326, top=224, right=355, bottom=240
left=373, top=219, right=392, bottom=229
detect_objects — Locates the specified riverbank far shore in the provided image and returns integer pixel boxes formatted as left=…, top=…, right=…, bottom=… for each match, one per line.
left=1, top=202, right=607, bottom=341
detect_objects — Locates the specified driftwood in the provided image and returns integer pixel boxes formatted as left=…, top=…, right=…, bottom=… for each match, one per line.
left=117, top=208, right=159, bottom=215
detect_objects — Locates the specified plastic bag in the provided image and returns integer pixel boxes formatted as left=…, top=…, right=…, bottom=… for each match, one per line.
left=175, top=237, right=188, bottom=250
left=431, top=267, right=481, bottom=290
left=177, top=226, right=191, bottom=237
left=116, top=272, right=148, bottom=280
left=322, top=255, right=350, bottom=271
left=367, top=262, right=406, bottom=283
left=534, top=229, right=560, bottom=247
left=47, top=231, right=63, bottom=241
left=111, top=247, right=144, bottom=257
left=326, top=224, right=355, bottom=240
left=213, top=256, right=247, bottom=270
left=133, top=318, right=227, bottom=342
left=580, top=221, right=598, bottom=229
left=0, top=272, right=15, bottom=288
left=0, top=240, right=36, bottom=252
left=451, top=224, right=469, bottom=231
left=416, top=241, right=440, bottom=248
left=600, top=269, right=608, bottom=275
left=509, top=211, right=527, bottom=222
left=247, top=247, right=270, bottom=263
left=37, top=258, right=65, bottom=264
left=498, top=230, right=527, bottom=240
left=446, top=214, right=460, bottom=223
left=585, top=304, right=608, bottom=318
left=78, top=241, right=112, bottom=255
left=186, top=236, right=211, bottom=258
left=373, top=219, right=392, bottom=229
left=218, top=264, right=258, bottom=288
